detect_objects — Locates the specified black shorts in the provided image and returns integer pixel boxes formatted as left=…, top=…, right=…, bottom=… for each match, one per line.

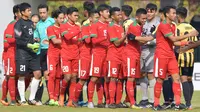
left=180, top=67, right=194, bottom=77
left=16, top=55, right=40, bottom=75
left=40, top=49, right=48, bottom=71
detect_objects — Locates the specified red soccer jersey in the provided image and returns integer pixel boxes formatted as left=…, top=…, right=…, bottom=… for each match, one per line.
left=4, top=20, right=17, bottom=58
left=125, top=21, right=142, bottom=58
left=107, top=22, right=124, bottom=62
left=47, top=25, right=62, bottom=56
left=60, top=22, right=81, bottom=59
left=90, top=20, right=109, bottom=54
left=155, top=21, right=176, bottom=58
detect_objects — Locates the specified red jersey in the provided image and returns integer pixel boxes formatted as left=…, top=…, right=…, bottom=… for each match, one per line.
left=60, top=22, right=81, bottom=59
left=79, top=20, right=92, bottom=59
left=4, top=20, right=17, bottom=58
left=90, top=20, right=109, bottom=54
left=155, top=20, right=176, bottom=58
left=125, top=20, right=142, bottom=58
left=107, top=22, right=124, bottom=62
left=47, top=25, right=62, bottom=56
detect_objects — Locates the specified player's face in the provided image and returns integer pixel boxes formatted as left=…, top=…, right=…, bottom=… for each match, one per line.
left=68, top=12, right=79, bottom=23
left=38, top=8, right=48, bottom=21
left=91, top=13, right=99, bottom=23
left=166, top=8, right=176, bottom=21
left=101, top=9, right=110, bottom=19
left=31, top=16, right=39, bottom=28
left=22, top=8, right=31, bottom=18
left=137, top=14, right=147, bottom=25
left=57, top=13, right=65, bottom=25
left=146, top=9, right=156, bottom=20
left=15, top=9, right=22, bottom=19
left=112, top=11, right=122, bottom=23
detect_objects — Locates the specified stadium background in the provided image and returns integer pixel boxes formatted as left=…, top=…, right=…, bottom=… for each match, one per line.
left=0, top=0, right=200, bottom=89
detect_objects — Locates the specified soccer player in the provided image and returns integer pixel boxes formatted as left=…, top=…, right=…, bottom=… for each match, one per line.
left=106, top=7, right=126, bottom=109
left=139, top=3, right=159, bottom=108
left=124, top=8, right=154, bottom=109
left=153, top=6, right=198, bottom=110
left=176, top=7, right=197, bottom=110
left=73, top=9, right=99, bottom=107
left=34, top=4, right=55, bottom=104
left=14, top=2, right=42, bottom=105
left=59, top=7, right=80, bottom=107
left=47, top=9, right=64, bottom=106
left=59, top=5, right=68, bottom=23
left=87, top=4, right=110, bottom=108
left=1, top=4, right=21, bottom=106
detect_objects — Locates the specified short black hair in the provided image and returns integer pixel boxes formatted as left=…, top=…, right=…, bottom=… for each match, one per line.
left=83, top=1, right=95, bottom=12
left=13, top=4, right=20, bottom=19
left=110, top=7, right=120, bottom=16
left=159, top=8, right=164, bottom=13
left=37, top=4, right=48, bottom=12
left=136, top=8, right=147, bottom=16
left=67, top=7, right=79, bottom=15
left=19, top=2, right=31, bottom=13
left=163, top=5, right=176, bottom=17
left=52, top=9, right=64, bottom=18
left=176, top=7, right=187, bottom=19
left=146, top=3, right=157, bottom=11
left=122, top=5, right=133, bottom=17
left=97, top=4, right=110, bottom=14
left=31, top=14, right=40, bottom=20
left=88, top=9, right=98, bottom=17
left=59, top=5, right=68, bottom=15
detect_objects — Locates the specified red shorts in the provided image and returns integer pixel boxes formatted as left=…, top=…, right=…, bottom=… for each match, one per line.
left=107, top=60, right=122, bottom=78
left=47, top=56, right=62, bottom=79
left=3, top=57, right=16, bottom=76
left=153, top=57, right=179, bottom=79
left=123, top=56, right=140, bottom=78
left=61, top=57, right=78, bottom=75
left=78, top=58, right=91, bottom=80
left=89, top=54, right=106, bottom=77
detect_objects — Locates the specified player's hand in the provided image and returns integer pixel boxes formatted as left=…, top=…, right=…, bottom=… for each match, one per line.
left=145, top=36, right=154, bottom=41
left=34, top=38, right=40, bottom=42
left=189, top=30, right=199, bottom=37
left=27, top=43, right=40, bottom=53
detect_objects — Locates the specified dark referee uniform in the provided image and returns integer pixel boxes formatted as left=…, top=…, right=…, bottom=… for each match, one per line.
left=176, top=22, right=198, bottom=76
left=14, top=18, right=40, bottom=75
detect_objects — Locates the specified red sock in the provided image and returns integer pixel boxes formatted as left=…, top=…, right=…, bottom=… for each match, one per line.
left=25, top=78, right=31, bottom=91
left=69, top=82, right=76, bottom=101
left=104, top=82, right=110, bottom=104
left=173, top=82, right=181, bottom=105
left=74, top=82, right=83, bottom=102
left=109, top=81, right=116, bottom=104
left=15, top=77, right=19, bottom=99
left=88, top=81, right=95, bottom=102
left=54, top=78, right=60, bottom=101
left=8, top=78, right=16, bottom=101
left=60, top=80, right=68, bottom=95
left=116, top=81, right=123, bottom=104
left=48, top=76, right=55, bottom=100
left=1, top=79, right=8, bottom=100
left=96, top=82, right=103, bottom=104
left=126, top=80, right=135, bottom=105
left=154, top=81, right=162, bottom=106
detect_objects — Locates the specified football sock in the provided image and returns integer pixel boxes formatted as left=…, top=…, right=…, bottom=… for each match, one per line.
left=154, top=81, right=162, bottom=106
left=18, top=79, right=26, bottom=102
left=29, top=78, right=40, bottom=100
left=173, top=82, right=181, bottom=105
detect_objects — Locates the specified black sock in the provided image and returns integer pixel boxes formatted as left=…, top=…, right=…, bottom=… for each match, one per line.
left=168, top=77, right=174, bottom=102
left=79, top=90, right=84, bottom=102
left=163, top=80, right=170, bottom=102
left=35, top=83, right=44, bottom=102
left=45, top=80, right=48, bottom=88
left=188, top=81, right=194, bottom=104
left=182, top=81, right=191, bottom=106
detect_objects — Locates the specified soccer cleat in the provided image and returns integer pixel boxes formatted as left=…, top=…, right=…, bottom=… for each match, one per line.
left=161, top=102, right=171, bottom=109
left=108, top=103, right=117, bottom=109
left=20, top=101, right=29, bottom=106
left=72, top=101, right=80, bottom=107
left=131, top=104, right=142, bottom=109
left=0, top=99, right=9, bottom=106
left=81, top=101, right=88, bottom=107
left=174, top=104, right=187, bottom=111
left=59, top=94, right=64, bottom=107
left=186, top=105, right=192, bottom=110
left=9, top=100, right=17, bottom=106
left=138, top=100, right=148, bottom=108
left=153, top=105, right=164, bottom=111
left=28, top=100, right=37, bottom=105
left=146, top=102, right=154, bottom=108
left=44, top=99, right=50, bottom=105
left=54, top=101, right=59, bottom=106
left=123, top=101, right=130, bottom=107
left=67, top=100, right=74, bottom=107
left=49, top=99, right=55, bottom=106
left=105, top=104, right=109, bottom=108
left=97, top=103, right=105, bottom=108
left=116, top=102, right=129, bottom=108
left=36, top=101, right=43, bottom=106
left=87, top=102, right=94, bottom=108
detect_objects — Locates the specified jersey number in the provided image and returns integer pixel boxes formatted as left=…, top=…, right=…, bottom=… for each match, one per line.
left=20, top=65, right=26, bottom=72
left=63, top=66, right=69, bottom=72
left=159, top=69, right=163, bottom=76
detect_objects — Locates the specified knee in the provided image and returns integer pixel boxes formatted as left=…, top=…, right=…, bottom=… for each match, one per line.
left=34, top=70, right=42, bottom=79
left=64, top=75, right=71, bottom=82
left=90, top=77, right=98, bottom=82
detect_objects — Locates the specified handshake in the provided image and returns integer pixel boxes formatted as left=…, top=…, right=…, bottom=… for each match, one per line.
left=27, top=43, right=40, bottom=53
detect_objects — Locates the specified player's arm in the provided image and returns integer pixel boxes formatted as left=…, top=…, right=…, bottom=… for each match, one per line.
left=14, top=22, right=27, bottom=47
left=47, top=27, right=61, bottom=44
left=61, top=24, right=80, bottom=40
left=81, top=25, right=90, bottom=43
left=4, top=24, right=15, bottom=44
left=3, top=31, right=9, bottom=49
left=146, top=26, right=158, bottom=45
left=90, top=23, right=106, bottom=44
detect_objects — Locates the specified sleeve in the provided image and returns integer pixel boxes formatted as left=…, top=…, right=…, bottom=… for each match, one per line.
left=3, top=30, right=9, bottom=49
left=108, top=26, right=118, bottom=42
left=90, top=23, right=98, bottom=38
left=60, top=24, right=80, bottom=40
left=5, top=24, right=15, bottom=44
left=47, top=27, right=56, bottom=40
left=81, top=25, right=90, bottom=43
left=34, top=26, right=40, bottom=39
left=160, top=24, right=173, bottom=38
left=14, top=21, right=27, bottom=47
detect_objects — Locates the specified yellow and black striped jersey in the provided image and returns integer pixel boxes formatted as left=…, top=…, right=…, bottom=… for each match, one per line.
left=177, top=22, right=198, bottom=67
left=123, top=18, right=134, bottom=32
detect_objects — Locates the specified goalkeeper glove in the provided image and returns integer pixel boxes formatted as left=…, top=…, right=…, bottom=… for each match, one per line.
left=27, top=43, right=40, bottom=53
